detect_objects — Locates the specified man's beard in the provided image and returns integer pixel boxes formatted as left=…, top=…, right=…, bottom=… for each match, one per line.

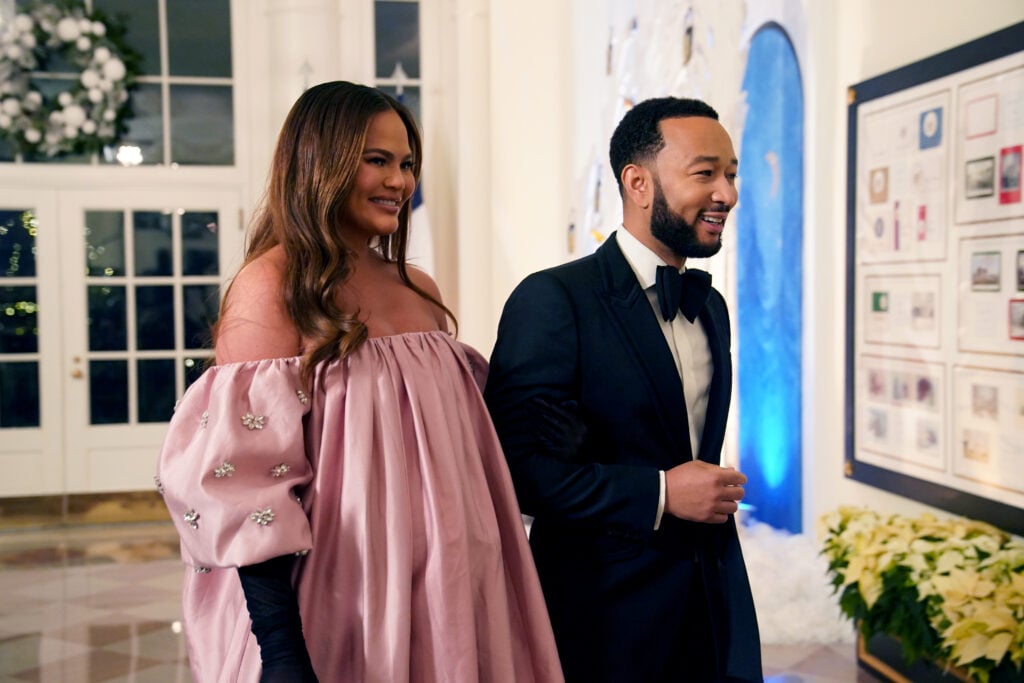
left=650, top=177, right=723, bottom=259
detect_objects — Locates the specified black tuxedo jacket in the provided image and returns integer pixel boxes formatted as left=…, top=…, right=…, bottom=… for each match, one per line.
left=485, top=233, right=762, bottom=682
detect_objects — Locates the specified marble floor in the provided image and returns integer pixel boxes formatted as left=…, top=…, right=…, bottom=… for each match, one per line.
left=0, top=522, right=882, bottom=682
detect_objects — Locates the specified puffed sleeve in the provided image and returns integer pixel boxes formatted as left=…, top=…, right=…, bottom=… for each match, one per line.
left=456, top=341, right=490, bottom=393
left=156, top=357, right=315, bottom=570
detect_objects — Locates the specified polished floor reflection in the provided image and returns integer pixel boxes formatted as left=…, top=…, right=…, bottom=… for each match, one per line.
left=0, top=524, right=187, bottom=682
left=0, top=522, right=880, bottom=682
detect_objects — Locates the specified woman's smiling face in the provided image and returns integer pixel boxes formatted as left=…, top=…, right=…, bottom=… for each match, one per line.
left=340, top=109, right=416, bottom=243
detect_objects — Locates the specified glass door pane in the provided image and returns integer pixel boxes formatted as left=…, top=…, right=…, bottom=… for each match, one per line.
left=0, top=209, right=41, bottom=428
left=375, top=1, right=420, bottom=78
left=80, top=207, right=224, bottom=426
left=0, top=190, right=62, bottom=496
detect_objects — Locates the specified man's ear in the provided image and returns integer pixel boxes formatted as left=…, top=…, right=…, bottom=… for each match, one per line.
left=621, top=164, right=650, bottom=210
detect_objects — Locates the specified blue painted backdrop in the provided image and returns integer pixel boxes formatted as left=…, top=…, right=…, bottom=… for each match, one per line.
left=737, top=25, right=804, bottom=533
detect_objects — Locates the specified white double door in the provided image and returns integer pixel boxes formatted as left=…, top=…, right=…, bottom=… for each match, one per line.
left=0, top=188, right=243, bottom=495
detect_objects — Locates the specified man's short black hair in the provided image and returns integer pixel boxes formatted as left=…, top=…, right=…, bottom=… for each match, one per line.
left=608, top=97, right=719, bottom=194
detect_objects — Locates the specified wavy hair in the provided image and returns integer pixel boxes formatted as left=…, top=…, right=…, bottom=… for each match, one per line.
left=221, top=81, right=454, bottom=385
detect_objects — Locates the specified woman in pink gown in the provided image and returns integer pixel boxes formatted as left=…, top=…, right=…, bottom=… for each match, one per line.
left=156, top=81, right=563, bottom=683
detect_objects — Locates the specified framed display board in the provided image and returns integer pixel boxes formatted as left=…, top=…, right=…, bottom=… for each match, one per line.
left=845, top=21, right=1024, bottom=536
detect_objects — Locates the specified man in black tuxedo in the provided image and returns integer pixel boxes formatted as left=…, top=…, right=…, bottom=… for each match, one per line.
left=485, top=97, right=762, bottom=682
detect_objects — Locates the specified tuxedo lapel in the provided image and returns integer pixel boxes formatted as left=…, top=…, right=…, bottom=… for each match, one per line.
left=594, top=234, right=692, bottom=461
left=696, top=297, right=731, bottom=464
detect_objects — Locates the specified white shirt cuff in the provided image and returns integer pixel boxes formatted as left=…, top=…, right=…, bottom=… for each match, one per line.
left=654, top=470, right=666, bottom=530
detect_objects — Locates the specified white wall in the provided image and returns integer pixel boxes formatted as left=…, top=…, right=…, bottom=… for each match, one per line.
left=813, top=0, right=1024, bottom=530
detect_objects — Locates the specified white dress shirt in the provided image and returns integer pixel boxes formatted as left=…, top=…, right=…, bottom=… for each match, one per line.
left=614, top=228, right=714, bottom=529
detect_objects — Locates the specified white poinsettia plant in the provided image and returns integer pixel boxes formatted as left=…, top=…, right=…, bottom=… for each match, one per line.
left=819, top=506, right=1024, bottom=683
left=0, top=0, right=138, bottom=157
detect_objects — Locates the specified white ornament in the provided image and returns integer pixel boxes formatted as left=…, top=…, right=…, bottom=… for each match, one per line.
left=103, top=58, right=126, bottom=82
left=0, top=114, right=10, bottom=129
left=81, top=120, right=96, bottom=134
left=24, top=128, right=41, bottom=143
left=14, top=15, right=34, bottom=33
left=93, top=46, right=111, bottom=64
left=63, top=104, right=86, bottom=127
left=92, top=22, right=106, bottom=37
left=87, top=88, right=103, bottom=103
left=58, top=92, right=73, bottom=107
left=80, top=69, right=100, bottom=88
left=75, top=36, right=90, bottom=51
left=1, top=99, right=21, bottom=116
left=55, top=17, right=80, bottom=42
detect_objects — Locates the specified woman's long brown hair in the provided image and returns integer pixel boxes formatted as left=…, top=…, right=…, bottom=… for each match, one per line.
left=218, top=81, right=455, bottom=386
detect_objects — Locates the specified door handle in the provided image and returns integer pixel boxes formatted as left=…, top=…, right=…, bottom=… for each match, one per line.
left=70, top=368, right=83, bottom=379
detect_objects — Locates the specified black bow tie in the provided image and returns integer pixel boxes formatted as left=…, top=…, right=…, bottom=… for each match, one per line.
left=655, top=266, right=712, bottom=323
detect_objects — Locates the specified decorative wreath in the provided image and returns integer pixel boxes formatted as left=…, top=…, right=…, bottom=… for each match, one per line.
left=0, top=0, right=139, bottom=158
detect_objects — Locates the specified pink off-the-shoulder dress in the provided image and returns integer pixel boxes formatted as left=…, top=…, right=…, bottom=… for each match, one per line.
left=157, top=331, right=563, bottom=682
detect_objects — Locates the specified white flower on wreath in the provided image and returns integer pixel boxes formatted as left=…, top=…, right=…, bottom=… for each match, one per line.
left=0, top=0, right=138, bottom=158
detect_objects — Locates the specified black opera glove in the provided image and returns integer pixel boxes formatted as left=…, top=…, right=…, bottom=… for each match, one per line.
left=237, top=555, right=319, bottom=683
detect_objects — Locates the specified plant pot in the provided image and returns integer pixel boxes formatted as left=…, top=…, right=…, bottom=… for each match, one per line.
left=857, top=631, right=973, bottom=683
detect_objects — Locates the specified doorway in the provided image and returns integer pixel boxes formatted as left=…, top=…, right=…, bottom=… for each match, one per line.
left=0, top=189, right=241, bottom=495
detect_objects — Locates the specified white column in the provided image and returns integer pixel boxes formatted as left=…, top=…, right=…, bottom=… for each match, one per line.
left=419, top=0, right=458, bottom=318
left=450, top=0, right=494, bottom=351
left=242, top=0, right=344, bottom=207
left=336, top=0, right=374, bottom=83
left=264, top=0, right=342, bottom=136
left=479, top=0, right=571, bottom=353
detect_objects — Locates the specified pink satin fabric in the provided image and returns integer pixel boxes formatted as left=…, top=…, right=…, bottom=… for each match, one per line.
left=157, top=331, right=563, bottom=682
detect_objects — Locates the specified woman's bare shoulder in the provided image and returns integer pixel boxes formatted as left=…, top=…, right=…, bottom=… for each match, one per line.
left=405, top=264, right=450, bottom=329
left=229, top=248, right=286, bottom=294
left=405, top=263, right=443, bottom=302
left=217, top=246, right=302, bottom=363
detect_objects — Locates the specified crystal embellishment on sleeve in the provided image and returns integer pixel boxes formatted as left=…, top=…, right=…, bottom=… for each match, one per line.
left=200, top=411, right=209, bottom=429
left=296, top=389, right=309, bottom=405
left=213, top=462, right=236, bottom=478
left=241, top=412, right=266, bottom=430
left=250, top=508, right=275, bottom=526
left=154, top=476, right=164, bottom=495
left=270, top=463, right=290, bottom=478
left=184, top=509, right=200, bottom=530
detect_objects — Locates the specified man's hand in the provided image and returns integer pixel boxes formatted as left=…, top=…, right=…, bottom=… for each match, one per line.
left=664, top=461, right=746, bottom=524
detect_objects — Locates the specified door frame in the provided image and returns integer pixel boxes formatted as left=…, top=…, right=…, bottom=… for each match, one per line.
left=0, top=189, right=65, bottom=496
left=56, top=188, right=243, bottom=493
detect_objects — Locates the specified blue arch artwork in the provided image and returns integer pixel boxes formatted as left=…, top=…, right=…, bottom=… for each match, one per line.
left=737, top=25, right=804, bottom=533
